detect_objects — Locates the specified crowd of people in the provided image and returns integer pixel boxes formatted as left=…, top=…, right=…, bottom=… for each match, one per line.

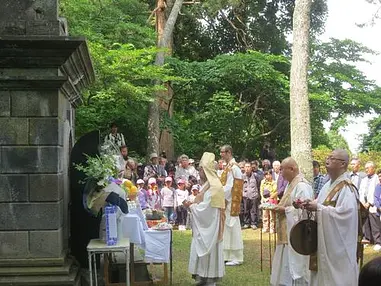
left=104, top=123, right=381, bottom=286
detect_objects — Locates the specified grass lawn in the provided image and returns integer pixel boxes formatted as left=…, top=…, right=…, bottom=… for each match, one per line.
left=163, top=228, right=381, bottom=286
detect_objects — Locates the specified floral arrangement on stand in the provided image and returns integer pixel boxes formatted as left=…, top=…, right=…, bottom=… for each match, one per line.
left=74, top=144, right=129, bottom=216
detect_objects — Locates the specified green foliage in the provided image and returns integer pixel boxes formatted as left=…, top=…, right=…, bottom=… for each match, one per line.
left=60, top=0, right=155, bottom=48
left=74, top=154, right=119, bottom=186
left=309, top=38, right=381, bottom=126
left=173, top=0, right=328, bottom=61
left=358, top=151, right=381, bottom=170
left=362, top=117, right=381, bottom=152
left=169, top=51, right=290, bottom=159
left=61, top=0, right=183, bottom=156
left=326, top=130, right=350, bottom=150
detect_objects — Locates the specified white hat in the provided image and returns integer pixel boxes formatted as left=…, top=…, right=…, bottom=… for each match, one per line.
left=149, top=153, right=158, bottom=160
left=165, top=176, right=173, bottom=182
left=148, top=177, right=157, bottom=185
left=137, top=179, right=144, bottom=185
left=191, top=184, right=200, bottom=190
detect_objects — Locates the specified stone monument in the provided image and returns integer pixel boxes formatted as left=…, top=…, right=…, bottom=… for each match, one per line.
left=0, top=0, right=95, bottom=285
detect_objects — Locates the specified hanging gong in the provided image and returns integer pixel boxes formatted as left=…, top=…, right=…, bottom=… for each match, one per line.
left=290, top=219, right=318, bottom=255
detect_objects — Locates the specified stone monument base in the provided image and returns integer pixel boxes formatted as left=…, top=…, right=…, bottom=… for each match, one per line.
left=0, top=258, right=79, bottom=286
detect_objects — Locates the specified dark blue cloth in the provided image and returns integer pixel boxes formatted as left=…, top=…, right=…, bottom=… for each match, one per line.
left=374, top=184, right=381, bottom=217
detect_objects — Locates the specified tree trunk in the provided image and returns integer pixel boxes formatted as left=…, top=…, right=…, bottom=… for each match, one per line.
left=290, top=0, right=313, bottom=181
left=147, top=0, right=183, bottom=157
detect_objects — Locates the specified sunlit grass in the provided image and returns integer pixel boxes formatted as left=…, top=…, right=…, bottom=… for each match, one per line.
left=168, top=229, right=380, bottom=286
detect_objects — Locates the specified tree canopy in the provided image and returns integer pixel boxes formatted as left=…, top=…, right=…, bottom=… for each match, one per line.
left=60, top=0, right=381, bottom=160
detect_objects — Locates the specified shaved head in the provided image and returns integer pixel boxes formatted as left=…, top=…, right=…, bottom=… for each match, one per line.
left=326, top=149, right=350, bottom=180
left=282, top=157, right=298, bottom=169
left=333, top=149, right=349, bottom=164
left=281, top=157, right=300, bottom=182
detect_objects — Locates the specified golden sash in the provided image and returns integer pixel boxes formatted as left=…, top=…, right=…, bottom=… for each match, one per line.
left=231, top=178, right=243, bottom=216
left=219, top=163, right=243, bottom=217
left=309, top=179, right=365, bottom=271
left=276, top=176, right=306, bottom=245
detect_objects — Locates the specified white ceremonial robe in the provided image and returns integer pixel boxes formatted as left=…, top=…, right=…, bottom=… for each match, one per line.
left=223, top=159, right=244, bottom=262
left=310, top=173, right=359, bottom=286
left=271, top=181, right=313, bottom=286
left=188, top=186, right=224, bottom=281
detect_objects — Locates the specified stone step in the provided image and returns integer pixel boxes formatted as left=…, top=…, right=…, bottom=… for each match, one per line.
left=0, top=262, right=71, bottom=276
left=0, top=256, right=66, bottom=267
left=0, top=265, right=80, bottom=286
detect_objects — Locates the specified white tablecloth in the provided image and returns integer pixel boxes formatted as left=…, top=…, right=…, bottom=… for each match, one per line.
left=120, top=214, right=145, bottom=245
left=144, top=229, right=171, bottom=263
left=120, top=213, right=171, bottom=263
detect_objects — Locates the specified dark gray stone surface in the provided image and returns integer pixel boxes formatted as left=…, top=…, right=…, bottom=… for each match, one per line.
left=29, top=174, right=63, bottom=202
left=0, top=231, right=28, bottom=258
left=0, top=0, right=58, bottom=22
left=0, top=175, right=28, bottom=202
left=1, top=146, right=61, bottom=173
left=0, top=118, right=28, bottom=145
left=0, top=91, right=10, bottom=116
left=26, top=20, right=60, bottom=35
left=29, top=228, right=63, bottom=258
left=11, top=90, right=58, bottom=117
left=29, top=118, right=61, bottom=145
left=0, top=201, right=63, bottom=230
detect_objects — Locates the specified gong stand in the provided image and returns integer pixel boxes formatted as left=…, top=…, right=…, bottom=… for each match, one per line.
left=259, top=209, right=277, bottom=272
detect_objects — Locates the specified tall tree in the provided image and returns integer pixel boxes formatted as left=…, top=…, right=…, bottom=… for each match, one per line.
left=289, top=0, right=313, bottom=180
left=147, top=0, right=184, bottom=158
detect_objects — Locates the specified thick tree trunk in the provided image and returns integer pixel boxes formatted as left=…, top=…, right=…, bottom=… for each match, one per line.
left=147, top=0, right=183, bottom=157
left=290, top=0, right=313, bottom=181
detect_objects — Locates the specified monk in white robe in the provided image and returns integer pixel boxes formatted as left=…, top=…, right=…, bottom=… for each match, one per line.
left=186, top=152, right=226, bottom=286
left=305, top=149, right=359, bottom=286
left=219, top=145, right=244, bottom=266
left=271, top=158, right=313, bottom=286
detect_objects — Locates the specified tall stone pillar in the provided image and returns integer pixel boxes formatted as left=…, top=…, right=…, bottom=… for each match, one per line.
left=0, top=1, right=95, bottom=285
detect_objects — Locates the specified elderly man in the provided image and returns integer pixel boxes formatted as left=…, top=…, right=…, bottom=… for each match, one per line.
left=305, top=149, right=359, bottom=286
left=349, top=158, right=366, bottom=190
left=359, top=161, right=381, bottom=250
left=273, top=160, right=288, bottom=200
left=175, top=154, right=200, bottom=183
left=143, top=153, right=167, bottom=187
left=271, top=158, right=313, bottom=286
left=184, top=152, right=225, bottom=286
left=219, top=145, right=244, bottom=266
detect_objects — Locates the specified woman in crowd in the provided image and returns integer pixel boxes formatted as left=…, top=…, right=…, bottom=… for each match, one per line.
left=260, top=170, right=278, bottom=233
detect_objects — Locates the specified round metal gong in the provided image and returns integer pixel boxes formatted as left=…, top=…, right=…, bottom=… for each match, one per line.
left=290, top=219, right=318, bottom=255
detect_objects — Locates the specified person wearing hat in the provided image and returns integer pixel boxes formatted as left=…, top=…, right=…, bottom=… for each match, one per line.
left=146, top=178, right=161, bottom=209
left=136, top=179, right=148, bottom=210
left=161, top=177, right=176, bottom=223
left=183, top=152, right=225, bottom=286
left=143, top=152, right=167, bottom=188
